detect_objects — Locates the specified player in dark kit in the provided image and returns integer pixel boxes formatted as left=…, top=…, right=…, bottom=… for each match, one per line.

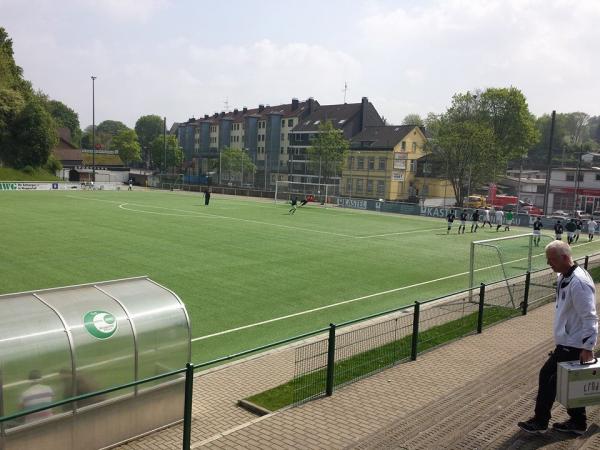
left=565, top=219, right=577, bottom=245
left=471, top=210, right=480, bottom=233
left=446, top=210, right=456, bottom=234
left=458, top=210, right=468, bottom=234
left=532, top=217, right=543, bottom=247
left=554, top=220, right=564, bottom=240
left=575, top=219, right=583, bottom=243
left=289, top=196, right=298, bottom=215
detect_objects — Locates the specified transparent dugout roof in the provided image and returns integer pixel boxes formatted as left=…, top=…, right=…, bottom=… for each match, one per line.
left=0, top=276, right=191, bottom=426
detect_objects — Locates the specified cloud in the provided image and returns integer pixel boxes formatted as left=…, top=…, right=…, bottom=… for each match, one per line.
left=357, top=0, right=600, bottom=120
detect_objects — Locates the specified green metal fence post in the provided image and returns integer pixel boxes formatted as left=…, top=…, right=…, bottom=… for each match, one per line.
left=585, top=255, right=589, bottom=270
left=522, top=271, right=531, bottom=316
left=477, top=283, right=486, bottom=334
left=325, top=323, right=337, bottom=397
left=182, top=362, right=194, bottom=450
left=410, top=301, right=420, bottom=361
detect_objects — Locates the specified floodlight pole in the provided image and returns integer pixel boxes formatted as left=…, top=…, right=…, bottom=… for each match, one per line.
left=91, top=76, right=96, bottom=182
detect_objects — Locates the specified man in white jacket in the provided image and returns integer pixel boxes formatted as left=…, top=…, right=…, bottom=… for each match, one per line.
left=518, top=240, right=597, bottom=435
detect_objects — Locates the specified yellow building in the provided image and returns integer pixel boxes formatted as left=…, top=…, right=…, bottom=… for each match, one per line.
left=343, top=125, right=454, bottom=201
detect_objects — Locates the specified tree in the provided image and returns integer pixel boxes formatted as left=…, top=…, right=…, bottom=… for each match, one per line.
left=427, top=88, right=538, bottom=206
left=307, top=120, right=350, bottom=184
left=4, top=98, right=57, bottom=168
left=402, top=114, right=424, bottom=126
left=135, top=115, right=163, bottom=164
left=45, top=99, right=82, bottom=145
left=112, top=129, right=142, bottom=167
left=150, top=134, right=183, bottom=171
left=220, top=147, right=256, bottom=184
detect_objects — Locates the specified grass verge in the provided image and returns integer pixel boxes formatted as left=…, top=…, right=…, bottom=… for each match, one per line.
left=245, top=305, right=519, bottom=412
left=0, top=167, right=60, bottom=181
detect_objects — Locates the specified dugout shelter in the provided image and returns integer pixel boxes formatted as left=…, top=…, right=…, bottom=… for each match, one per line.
left=0, top=276, right=191, bottom=450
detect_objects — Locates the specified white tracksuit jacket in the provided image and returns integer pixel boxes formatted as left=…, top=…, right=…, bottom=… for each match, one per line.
left=553, top=265, right=598, bottom=351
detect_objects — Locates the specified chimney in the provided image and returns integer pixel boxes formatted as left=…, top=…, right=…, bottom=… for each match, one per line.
left=291, top=98, right=299, bottom=111
left=204, top=114, right=209, bottom=119
left=243, top=107, right=248, bottom=114
left=308, top=97, right=314, bottom=114
left=188, top=117, right=195, bottom=122
left=220, top=111, right=225, bottom=117
left=361, top=97, right=368, bottom=132
left=258, top=104, right=265, bottom=113
left=234, top=108, right=239, bottom=115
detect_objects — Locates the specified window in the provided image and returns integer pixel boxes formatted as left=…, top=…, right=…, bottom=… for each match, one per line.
left=377, top=180, right=385, bottom=196
left=346, top=178, right=352, bottom=194
left=401, top=141, right=406, bottom=151
left=379, top=158, right=386, bottom=170
left=367, top=179, right=373, bottom=193
left=281, top=120, right=285, bottom=127
left=409, top=160, right=417, bottom=172
left=281, top=134, right=285, bottom=141
left=412, top=142, right=417, bottom=152
left=288, top=119, right=293, bottom=127
left=566, top=173, right=584, bottom=182
left=281, top=147, right=284, bottom=154
left=357, top=157, right=364, bottom=169
left=348, top=156, right=353, bottom=169
left=356, top=179, right=364, bottom=193
left=368, top=157, right=375, bottom=170
left=596, top=174, right=600, bottom=181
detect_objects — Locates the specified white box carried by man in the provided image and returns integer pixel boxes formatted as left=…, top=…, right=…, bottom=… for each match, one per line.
left=557, top=359, right=600, bottom=409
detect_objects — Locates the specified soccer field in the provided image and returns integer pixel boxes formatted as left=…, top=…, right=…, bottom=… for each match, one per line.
left=2, top=190, right=599, bottom=363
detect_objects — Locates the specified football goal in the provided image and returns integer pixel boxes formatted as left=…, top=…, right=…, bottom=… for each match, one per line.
left=469, top=233, right=554, bottom=306
left=274, top=181, right=339, bottom=206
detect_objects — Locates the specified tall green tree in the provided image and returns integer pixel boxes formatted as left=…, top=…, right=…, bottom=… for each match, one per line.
left=307, top=120, right=349, bottom=184
left=4, top=98, right=57, bottom=168
left=150, top=134, right=183, bottom=171
left=220, top=147, right=256, bottom=184
left=112, top=129, right=142, bottom=166
left=45, top=99, right=82, bottom=145
left=135, top=115, right=163, bottom=164
left=401, top=114, right=424, bottom=126
left=427, top=88, right=538, bottom=206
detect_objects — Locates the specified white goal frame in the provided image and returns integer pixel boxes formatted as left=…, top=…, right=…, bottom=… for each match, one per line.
left=274, top=181, right=338, bottom=206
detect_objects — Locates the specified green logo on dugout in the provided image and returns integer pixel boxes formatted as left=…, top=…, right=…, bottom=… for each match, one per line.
left=84, top=311, right=118, bottom=339
left=0, top=183, right=17, bottom=190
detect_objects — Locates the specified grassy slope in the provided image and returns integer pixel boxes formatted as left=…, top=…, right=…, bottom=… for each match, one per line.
left=1, top=190, right=599, bottom=364
left=0, top=167, right=60, bottom=181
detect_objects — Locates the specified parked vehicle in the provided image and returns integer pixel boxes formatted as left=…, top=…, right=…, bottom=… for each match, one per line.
left=522, top=205, right=544, bottom=215
left=464, top=195, right=487, bottom=208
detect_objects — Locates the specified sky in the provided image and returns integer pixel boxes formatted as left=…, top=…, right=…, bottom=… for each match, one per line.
left=2, top=0, right=600, bottom=130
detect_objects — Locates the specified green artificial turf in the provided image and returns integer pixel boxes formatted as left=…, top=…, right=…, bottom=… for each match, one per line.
left=1, top=189, right=599, bottom=365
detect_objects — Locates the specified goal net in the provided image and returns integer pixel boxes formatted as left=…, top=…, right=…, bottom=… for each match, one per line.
left=469, top=233, right=554, bottom=307
left=274, top=181, right=339, bottom=206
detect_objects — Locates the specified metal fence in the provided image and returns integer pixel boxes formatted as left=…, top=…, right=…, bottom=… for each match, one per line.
left=290, top=252, right=600, bottom=406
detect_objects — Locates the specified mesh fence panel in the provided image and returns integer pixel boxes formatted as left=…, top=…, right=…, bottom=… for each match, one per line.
left=417, top=291, right=480, bottom=352
left=292, top=338, right=328, bottom=404
left=333, top=314, right=414, bottom=389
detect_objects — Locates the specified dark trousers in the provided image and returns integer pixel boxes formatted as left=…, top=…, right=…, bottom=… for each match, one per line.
left=534, top=345, right=586, bottom=425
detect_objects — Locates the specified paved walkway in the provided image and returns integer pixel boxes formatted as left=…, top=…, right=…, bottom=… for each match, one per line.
left=118, top=291, right=600, bottom=449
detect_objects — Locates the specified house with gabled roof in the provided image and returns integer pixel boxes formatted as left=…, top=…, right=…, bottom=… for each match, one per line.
left=288, top=97, right=384, bottom=185
left=344, top=125, right=454, bottom=202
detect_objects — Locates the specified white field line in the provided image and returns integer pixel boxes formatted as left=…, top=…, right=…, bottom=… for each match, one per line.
left=191, top=238, right=599, bottom=342
left=67, top=195, right=436, bottom=240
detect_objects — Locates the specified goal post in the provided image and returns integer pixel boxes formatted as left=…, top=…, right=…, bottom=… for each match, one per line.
left=469, top=233, right=555, bottom=306
left=274, top=181, right=339, bottom=206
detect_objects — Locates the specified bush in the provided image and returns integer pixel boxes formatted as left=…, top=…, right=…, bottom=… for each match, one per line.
left=22, top=165, right=34, bottom=174
left=45, top=154, right=62, bottom=173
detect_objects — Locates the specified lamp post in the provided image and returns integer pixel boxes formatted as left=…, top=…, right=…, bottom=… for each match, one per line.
left=516, top=156, right=524, bottom=216
left=163, top=117, right=167, bottom=174
left=91, top=75, right=96, bottom=182
left=218, top=149, right=222, bottom=185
